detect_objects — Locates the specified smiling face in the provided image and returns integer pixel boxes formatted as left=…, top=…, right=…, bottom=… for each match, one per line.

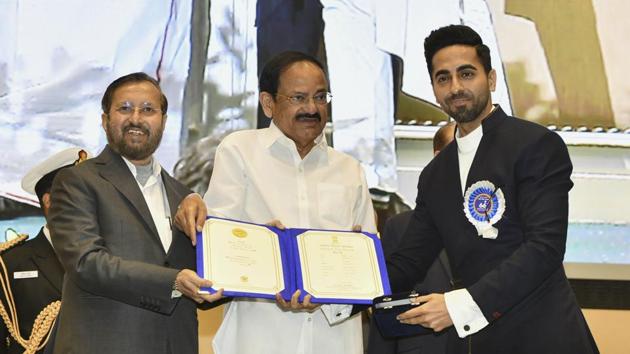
left=260, top=60, right=329, bottom=157
left=101, top=81, right=166, bottom=165
left=431, top=45, right=496, bottom=126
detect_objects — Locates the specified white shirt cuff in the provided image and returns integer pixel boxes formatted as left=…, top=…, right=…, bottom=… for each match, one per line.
left=444, top=288, right=489, bottom=338
left=321, top=304, right=352, bottom=325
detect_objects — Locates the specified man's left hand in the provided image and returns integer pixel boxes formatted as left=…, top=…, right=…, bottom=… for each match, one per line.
left=275, top=290, right=320, bottom=313
left=175, top=269, right=224, bottom=304
left=396, top=293, right=453, bottom=332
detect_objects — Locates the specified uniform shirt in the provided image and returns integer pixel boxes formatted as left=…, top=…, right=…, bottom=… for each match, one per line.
left=204, top=121, right=376, bottom=354
left=43, top=225, right=52, bottom=245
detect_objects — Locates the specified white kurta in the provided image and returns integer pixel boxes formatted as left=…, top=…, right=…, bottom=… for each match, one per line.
left=204, top=122, right=377, bottom=354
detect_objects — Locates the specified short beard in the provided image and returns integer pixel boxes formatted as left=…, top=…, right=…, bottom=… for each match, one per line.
left=444, top=90, right=490, bottom=124
left=105, top=120, right=163, bottom=162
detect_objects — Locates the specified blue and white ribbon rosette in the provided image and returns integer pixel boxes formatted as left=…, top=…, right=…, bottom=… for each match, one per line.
left=463, top=181, right=505, bottom=239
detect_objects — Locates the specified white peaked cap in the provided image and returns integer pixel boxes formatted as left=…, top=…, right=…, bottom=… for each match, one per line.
left=21, top=147, right=92, bottom=195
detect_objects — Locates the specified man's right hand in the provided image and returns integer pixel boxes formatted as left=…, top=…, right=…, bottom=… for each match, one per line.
left=266, top=219, right=286, bottom=230
left=174, top=193, right=207, bottom=246
left=175, top=269, right=224, bottom=303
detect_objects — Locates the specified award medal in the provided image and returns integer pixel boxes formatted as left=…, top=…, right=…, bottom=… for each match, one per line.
left=463, top=180, right=505, bottom=239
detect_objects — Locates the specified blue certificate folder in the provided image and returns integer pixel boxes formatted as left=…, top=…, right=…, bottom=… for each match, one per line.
left=196, top=216, right=391, bottom=305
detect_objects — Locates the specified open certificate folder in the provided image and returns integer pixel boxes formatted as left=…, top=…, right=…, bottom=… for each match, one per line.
left=196, top=216, right=391, bottom=304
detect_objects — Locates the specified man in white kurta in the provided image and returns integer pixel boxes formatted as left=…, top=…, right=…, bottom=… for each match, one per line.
left=202, top=52, right=376, bottom=354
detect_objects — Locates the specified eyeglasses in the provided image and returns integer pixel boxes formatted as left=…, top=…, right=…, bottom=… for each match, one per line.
left=276, top=92, right=332, bottom=106
left=112, top=102, right=162, bottom=117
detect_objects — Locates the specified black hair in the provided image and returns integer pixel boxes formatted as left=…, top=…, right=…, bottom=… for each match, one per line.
left=424, top=25, right=492, bottom=80
left=101, top=72, right=168, bottom=114
left=258, top=51, right=326, bottom=97
left=34, top=165, right=72, bottom=205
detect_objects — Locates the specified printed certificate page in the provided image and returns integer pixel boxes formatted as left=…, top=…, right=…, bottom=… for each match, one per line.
left=201, top=218, right=284, bottom=295
left=297, top=231, right=384, bottom=301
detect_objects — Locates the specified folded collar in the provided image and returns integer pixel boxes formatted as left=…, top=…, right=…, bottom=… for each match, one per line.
left=260, top=120, right=328, bottom=155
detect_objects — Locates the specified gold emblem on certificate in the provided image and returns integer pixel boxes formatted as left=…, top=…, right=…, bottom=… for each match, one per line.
left=232, top=228, right=248, bottom=238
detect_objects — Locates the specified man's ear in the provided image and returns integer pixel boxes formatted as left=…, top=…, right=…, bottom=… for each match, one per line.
left=101, top=112, right=108, bottom=131
left=42, top=192, right=51, bottom=216
left=488, top=69, right=497, bottom=92
left=259, top=92, right=275, bottom=118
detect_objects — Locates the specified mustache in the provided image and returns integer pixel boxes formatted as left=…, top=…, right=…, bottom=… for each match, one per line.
left=123, top=123, right=150, bottom=135
left=446, top=92, right=473, bottom=102
left=295, top=112, right=321, bottom=121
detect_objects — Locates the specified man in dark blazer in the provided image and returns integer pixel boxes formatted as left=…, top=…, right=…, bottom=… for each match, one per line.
left=386, top=25, right=599, bottom=353
left=0, top=148, right=87, bottom=354
left=367, top=123, right=455, bottom=354
left=49, top=73, right=223, bottom=354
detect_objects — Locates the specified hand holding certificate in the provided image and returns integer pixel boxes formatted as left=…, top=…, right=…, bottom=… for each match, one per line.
left=196, top=217, right=391, bottom=304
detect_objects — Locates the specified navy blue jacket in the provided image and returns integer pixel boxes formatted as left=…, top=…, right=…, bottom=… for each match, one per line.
left=387, top=107, right=598, bottom=354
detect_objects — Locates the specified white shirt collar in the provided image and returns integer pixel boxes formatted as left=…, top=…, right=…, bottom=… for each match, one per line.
left=121, top=156, right=162, bottom=180
left=43, top=224, right=52, bottom=246
left=456, top=123, right=483, bottom=154
left=261, top=121, right=327, bottom=155
left=455, top=105, right=497, bottom=154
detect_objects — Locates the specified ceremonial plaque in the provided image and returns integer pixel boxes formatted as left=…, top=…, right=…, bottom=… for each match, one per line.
left=197, top=216, right=391, bottom=304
